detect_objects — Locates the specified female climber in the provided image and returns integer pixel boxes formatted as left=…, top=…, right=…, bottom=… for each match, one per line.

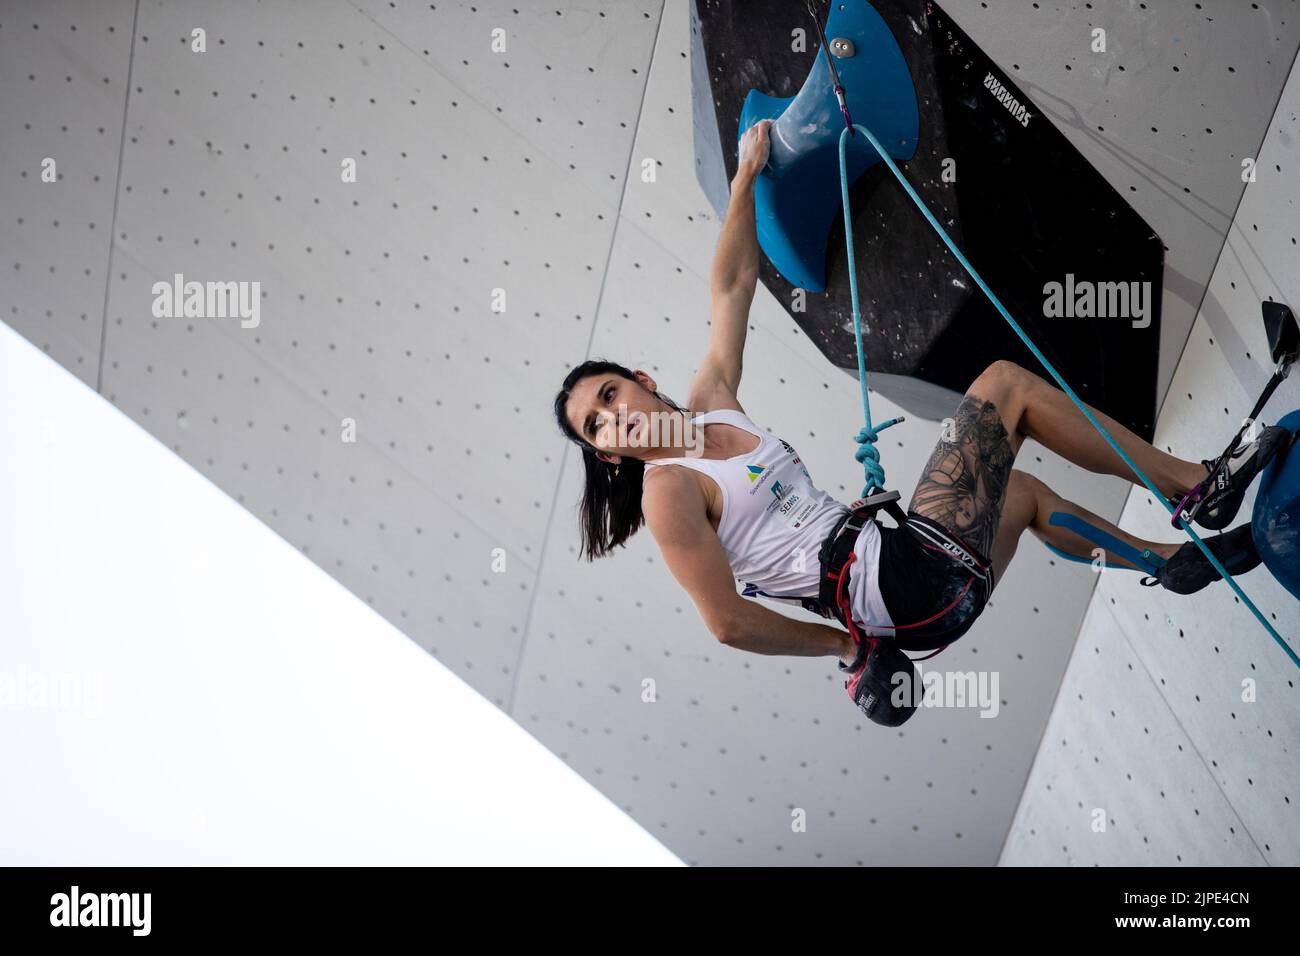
left=552, top=118, right=1286, bottom=715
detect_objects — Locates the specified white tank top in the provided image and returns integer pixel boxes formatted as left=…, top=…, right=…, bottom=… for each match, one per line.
left=644, top=408, right=894, bottom=635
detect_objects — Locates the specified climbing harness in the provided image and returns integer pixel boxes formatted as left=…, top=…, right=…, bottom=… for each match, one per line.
left=815, top=505, right=985, bottom=664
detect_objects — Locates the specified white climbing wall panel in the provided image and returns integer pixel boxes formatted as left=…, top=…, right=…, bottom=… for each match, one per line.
left=1001, top=56, right=1300, bottom=866
left=1, top=0, right=1296, bottom=865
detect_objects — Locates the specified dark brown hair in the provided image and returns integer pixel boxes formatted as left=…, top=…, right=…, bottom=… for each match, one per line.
left=553, top=359, right=688, bottom=561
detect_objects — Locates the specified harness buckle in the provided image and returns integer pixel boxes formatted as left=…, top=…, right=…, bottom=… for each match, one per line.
left=848, top=488, right=907, bottom=527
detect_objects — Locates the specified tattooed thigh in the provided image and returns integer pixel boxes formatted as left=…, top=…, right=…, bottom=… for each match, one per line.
left=907, top=395, right=1016, bottom=558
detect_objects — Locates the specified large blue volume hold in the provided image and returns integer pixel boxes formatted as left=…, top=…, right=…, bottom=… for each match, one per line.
left=1252, top=408, right=1300, bottom=601
left=738, top=1, right=918, bottom=292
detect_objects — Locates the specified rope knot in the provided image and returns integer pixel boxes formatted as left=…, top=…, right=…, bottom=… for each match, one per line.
left=854, top=415, right=903, bottom=498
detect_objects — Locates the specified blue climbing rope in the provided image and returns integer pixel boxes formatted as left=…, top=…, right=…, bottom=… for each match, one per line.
left=837, top=130, right=903, bottom=499
left=835, top=122, right=1296, bottom=664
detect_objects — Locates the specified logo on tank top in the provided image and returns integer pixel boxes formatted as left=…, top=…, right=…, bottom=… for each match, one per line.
left=769, top=478, right=818, bottom=528
left=745, top=463, right=769, bottom=483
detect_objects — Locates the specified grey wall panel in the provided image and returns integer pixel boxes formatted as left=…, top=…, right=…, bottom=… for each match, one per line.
left=355, top=0, right=664, bottom=210
left=0, top=0, right=135, bottom=387
left=1001, top=597, right=1267, bottom=866
left=102, top=0, right=644, bottom=562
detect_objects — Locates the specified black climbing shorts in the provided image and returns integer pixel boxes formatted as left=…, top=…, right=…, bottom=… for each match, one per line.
left=876, top=512, right=996, bottom=651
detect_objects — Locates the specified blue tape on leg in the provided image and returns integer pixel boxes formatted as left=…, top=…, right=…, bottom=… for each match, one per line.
left=1047, top=511, right=1164, bottom=575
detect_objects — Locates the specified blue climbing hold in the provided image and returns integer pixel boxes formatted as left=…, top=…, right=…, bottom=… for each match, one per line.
left=739, top=0, right=918, bottom=293
left=1251, top=408, right=1300, bottom=601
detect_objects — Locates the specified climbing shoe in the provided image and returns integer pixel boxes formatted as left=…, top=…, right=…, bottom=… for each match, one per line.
left=1140, top=523, right=1261, bottom=595
left=1172, top=425, right=1295, bottom=530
